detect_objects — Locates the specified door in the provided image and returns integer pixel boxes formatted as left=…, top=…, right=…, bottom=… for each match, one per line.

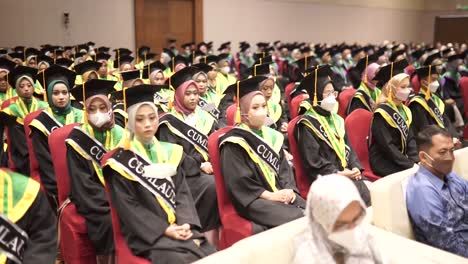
left=134, top=0, right=203, bottom=56
left=434, top=15, right=468, bottom=44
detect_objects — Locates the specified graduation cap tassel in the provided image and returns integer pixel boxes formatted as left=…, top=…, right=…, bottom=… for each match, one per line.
left=425, top=65, right=432, bottom=101
left=82, top=82, right=88, bottom=123
left=234, top=81, right=241, bottom=124
left=363, top=55, right=369, bottom=84
left=171, top=58, right=175, bottom=74
left=42, top=72, right=47, bottom=102
left=254, top=64, right=257, bottom=77
left=123, top=88, right=131, bottom=150
left=117, top=50, right=121, bottom=70
left=313, top=68, right=318, bottom=107
left=305, top=55, right=308, bottom=71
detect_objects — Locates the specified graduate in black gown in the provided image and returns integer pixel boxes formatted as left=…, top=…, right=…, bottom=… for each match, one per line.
left=0, top=66, right=47, bottom=175
left=0, top=168, right=57, bottom=264
left=294, top=65, right=371, bottom=206
left=220, top=76, right=305, bottom=233
left=29, top=65, right=83, bottom=209
left=65, top=79, right=125, bottom=263
left=156, top=66, right=220, bottom=245
left=369, top=61, right=419, bottom=176
left=102, top=85, right=216, bottom=264
left=408, top=65, right=461, bottom=142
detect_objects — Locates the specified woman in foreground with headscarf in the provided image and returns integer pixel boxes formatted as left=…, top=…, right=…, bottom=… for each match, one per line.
left=294, top=174, right=384, bottom=264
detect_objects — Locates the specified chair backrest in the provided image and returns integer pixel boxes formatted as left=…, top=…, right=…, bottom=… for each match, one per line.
left=411, top=74, right=420, bottom=95
left=344, top=109, right=374, bottom=174
left=460, top=76, right=468, bottom=119
left=290, top=94, right=308, bottom=119
left=287, top=116, right=311, bottom=199
left=225, top=103, right=236, bottom=126
left=101, top=150, right=152, bottom=264
left=49, top=123, right=79, bottom=206
left=208, top=127, right=235, bottom=217
left=284, top=82, right=296, bottom=108
left=24, top=109, right=44, bottom=184
left=337, top=88, right=356, bottom=119
left=405, top=65, right=416, bottom=78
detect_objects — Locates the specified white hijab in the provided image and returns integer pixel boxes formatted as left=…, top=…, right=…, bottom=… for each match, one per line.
left=293, top=174, right=383, bottom=264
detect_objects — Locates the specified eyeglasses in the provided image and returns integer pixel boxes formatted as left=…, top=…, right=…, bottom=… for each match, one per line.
left=323, top=91, right=338, bottom=98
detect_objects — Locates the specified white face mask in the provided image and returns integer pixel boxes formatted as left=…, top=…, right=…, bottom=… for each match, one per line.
left=328, top=225, right=363, bottom=252
left=88, top=111, right=111, bottom=128
left=320, top=95, right=337, bottom=112
left=395, top=88, right=411, bottom=101
left=221, top=66, right=230, bottom=74
left=429, top=81, right=439, bottom=93
left=345, top=54, right=352, bottom=60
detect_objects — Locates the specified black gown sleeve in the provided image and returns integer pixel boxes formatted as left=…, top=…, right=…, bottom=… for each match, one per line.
left=408, top=103, right=432, bottom=137
left=66, top=144, right=113, bottom=254
left=220, top=142, right=268, bottom=208
left=296, top=123, right=339, bottom=179
left=8, top=124, right=30, bottom=175
left=30, top=128, right=57, bottom=198
left=18, top=191, right=57, bottom=264
left=347, top=97, right=368, bottom=115
left=371, top=114, right=417, bottom=169
left=277, top=148, right=299, bottom=194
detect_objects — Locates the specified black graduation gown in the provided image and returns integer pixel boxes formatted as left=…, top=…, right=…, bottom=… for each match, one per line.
left=30, top=127, right=58, bottom=201
left=369, top=114, right=419, bottom=177
left=408, top=99, right=459, bottom=139
left=66, top=143, right=114, bottom=255
left=103, top=153, right=216, bottom=264
left=220, top=140, right=305, bottom=233
left=441, top=75, right=464, bottom=116
left=7, top=122, right=30, bottom=175
left=13, top=190, right=57, bottom=264
left=347, top=96, right=371, bottom=115
left=157, top=122, right=220, bottom=232
left=295, top=111, right=371, bottom=206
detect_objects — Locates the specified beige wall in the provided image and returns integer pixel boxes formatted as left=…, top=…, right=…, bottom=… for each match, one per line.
left=203, top=0, right=468, bottom=52
left=0, top=0, right=135, bottom=50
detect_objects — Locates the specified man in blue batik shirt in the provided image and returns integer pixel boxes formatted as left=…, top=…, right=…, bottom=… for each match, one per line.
left=406, top=125, right=468, bottom=257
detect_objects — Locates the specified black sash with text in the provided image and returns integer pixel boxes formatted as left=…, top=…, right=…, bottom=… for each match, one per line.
left=354, top=90, right=372, bottom=111
left=221, top=128, right=281, bottom=174
left=422, top=96, right=446, bottom=127
left=111, top=149, right=176, bottom=211
left=198, top=97, right=220, bottom=120
left=0, top=214, right=28, bottom=264
left=67, top=128, right=107, bottom=166
left=380, top=104, right=409, bottom=148
left=159, top=114, right=209, bottom=154
left=34, top=111, right=62, bottom=135
left=300, top=115, right=350, bottom=161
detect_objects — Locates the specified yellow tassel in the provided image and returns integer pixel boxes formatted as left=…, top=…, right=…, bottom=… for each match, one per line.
left=425, top=65, right=432, bottom=101
left=234, top=81, right=241, bottom=124
left=82, top=82, right=87, bottom=123
left=123, top=130, right=131, bottom=150
left=312, top=66, right=318, bottom=106
left=168, top=98, right=173, bottom=110
left=42, top=71, right=47, bottom=102
left=363, top=55, right=369, bottom=84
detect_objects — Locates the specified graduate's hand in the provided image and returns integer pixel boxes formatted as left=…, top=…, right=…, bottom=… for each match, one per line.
left=453, top=137, right=462, bottom=149
left=275, top=189, right=296, bottom=204
left=165, top=224, right=193, bottom=240
left=283, top=149, right=293, bottom=161
left=445, top=98, right=455, bottom=105
left=200, top=162, right=213, bottom=174
left=280, top=122, right=288, bottom=133
left=337, top=168, right=354, bottom=178
left=350, top=167, right=362, bottom=180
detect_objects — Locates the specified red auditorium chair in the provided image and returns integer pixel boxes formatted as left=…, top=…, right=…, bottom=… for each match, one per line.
left=411, top=74, right=420, bottom=95
left=208, top=127, right=253, bottom=249
left=2, top=97, right=18, bottom=171
left=405, top=65, right=415, bottom=77
left=226, top=103, right=237, bottom=126
left=23, top=109, right=44, bottom=184
left=337, top=88, right=356, bottom=119
left=290, top=94, right=308, bottom=119
left=344, top=109, right=381, bottom=182
left=287, top=116, right=311, bottom=199
left=49, top=124, right=98, bottom=264
left=102, top=150, right=151, bottom=264
left=460, top=76, right=468, bottom=119
left=285, top=82, right=296, bottom=108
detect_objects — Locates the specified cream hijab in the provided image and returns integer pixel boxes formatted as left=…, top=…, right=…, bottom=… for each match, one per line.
left=293, top=174, right=383, bottom=264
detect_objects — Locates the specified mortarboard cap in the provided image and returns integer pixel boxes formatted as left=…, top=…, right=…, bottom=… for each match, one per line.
left=8, top=66, right=37, bottom=88
left=389, top=50, right=406, bottom=62
left=8, top=52, right=24, bottom=61
left=355, top=54, right=380, bottom=75
left=142, top=61, right=167, bottom=79
left=0, top=57, right=16, bottom=72
left=249, top=63, right=270, bottom=76
left=36, top=64, right=76, bottom=93
left=297, top=65, right=333, bottom=106
left=70, top=79, right=117, bottom=102
left=95, top=53, right=111, bottom=61
left=113, top=84, right=167, bottom=110
left=372, top=59, right=409, bottom=84
left=114, top=55, right=134, bottom=69
left=74, top=60, right=102, bottom=75
left=55, top=58, right=73, bottom=68
left=424, top=52, right=441, bottom=66
left=223, top=75, right=268, bottom=98
left=121, top=69, right=141, bottom=82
